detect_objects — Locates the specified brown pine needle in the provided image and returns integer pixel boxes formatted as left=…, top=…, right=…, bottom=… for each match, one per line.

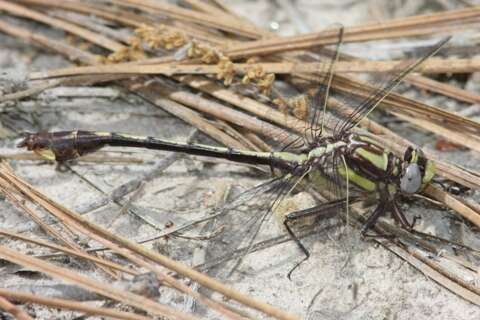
left=28, top=58, right=480, bottom=80
left=0, top=0, right=124, bottom=51
left=385, top=243, right=480, bottom=305
left=0, top=289, right=152, bottom=320
left=107, top=0, right=261, bottom=38
left=425, top=185, right=480, bottom=229
left=0, top=295, right=33, bottom=320
left=0, top=245, right=198, bottom=320
left=226, top=7, right=480, bottom=57
left=0, top=229, right=139, bottom=275
left=407, top=74, right=480, bottom=104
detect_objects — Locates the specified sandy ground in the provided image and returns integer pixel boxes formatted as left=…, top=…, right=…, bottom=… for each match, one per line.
left=1, top=0, right=479, bottom=319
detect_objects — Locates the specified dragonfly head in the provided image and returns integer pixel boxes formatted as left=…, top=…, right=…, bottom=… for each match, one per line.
left=400, top=146, right=435, bottom=194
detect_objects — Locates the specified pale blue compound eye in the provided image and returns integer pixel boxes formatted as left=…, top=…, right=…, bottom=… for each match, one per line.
left=400, top=163, right=422, bottom=194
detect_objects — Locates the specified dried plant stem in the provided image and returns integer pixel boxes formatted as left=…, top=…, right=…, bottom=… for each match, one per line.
left=151, top=81, right=291, bottom=142
left=407, top=74, right=480, bottom=104
left=0, top=0, right=124, bottom=51
left=184, top=0, right=240, bottom=18
left=186, top=0, right=257, bottom=38
left=0, top=289, right=151, bottom=320
left=0, top=19, right=97, bottom=64
left=331, top=75, right=480, bottom=137
left=425, top=185, right=480, bottom=228
left=123, top=79, right=249, bottom=150
left=227, top=7, right=480, bottom=57
left=0, top=229, right=139, bottom=275
left=108, top=0, right=260, bottom=38
left=0, top=79, right=61, bottom=102
left=0, top=244, right=197, bottom=320
left=19, top=0, right=225, bottom=44
left=329, top=44, right=480, bottom=106
left=28, top=58, right=480, bottom=80
left=385, top=243, right=480, bottom=305
left=0, top=188, right=121, bottom=280
left=0, top=13, right=250, bottom=151
left=178, top=75, right=307, bottom=134
left=392, top=110, right=480, bottom=152
left=19, top=0, right=151, bottom=27
left=0, top=295, right=33, bottom=320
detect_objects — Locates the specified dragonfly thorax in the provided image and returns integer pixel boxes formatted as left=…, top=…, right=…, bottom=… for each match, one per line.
left=334, top=134, right=435, bottom=195
left=306, top=141, right=347, bottom=160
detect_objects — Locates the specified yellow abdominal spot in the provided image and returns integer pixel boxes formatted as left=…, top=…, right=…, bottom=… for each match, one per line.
left=35, top=148, right=56, bottom=161
left=93, top=131, right=112, bottom=137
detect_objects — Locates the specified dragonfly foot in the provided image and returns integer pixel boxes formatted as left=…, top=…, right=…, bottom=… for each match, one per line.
left=287, top=256, right=309, bottom=280
left=410, top=215, right=421, bottom=229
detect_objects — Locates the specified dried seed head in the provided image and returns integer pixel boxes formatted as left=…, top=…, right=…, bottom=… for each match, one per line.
left=135, top=24, right=188, bottom=50
left=273, top=94, right=310, bottom=119
left=243, top=63, right=275, bottom=96
left=103, top=46, right=146, bottom=64
left=217, top=56, right=235, bottom=85
left=187, top=41, right=224, bottom=64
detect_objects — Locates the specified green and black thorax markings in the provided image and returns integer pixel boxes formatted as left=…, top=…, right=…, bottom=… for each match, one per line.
left=335, top=133, right=434, bottom=193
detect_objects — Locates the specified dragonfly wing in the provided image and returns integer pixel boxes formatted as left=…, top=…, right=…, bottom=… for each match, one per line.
left=307, top=25, right=344, bottom=143
left=198, top=174, right=297, bottom=280
left=333, top=37, right=451, bottom=136
left=265, top=25, right=345, bottom=152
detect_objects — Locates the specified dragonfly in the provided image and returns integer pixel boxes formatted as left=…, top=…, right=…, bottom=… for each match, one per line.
left=18, top=33, right=450, bottom=278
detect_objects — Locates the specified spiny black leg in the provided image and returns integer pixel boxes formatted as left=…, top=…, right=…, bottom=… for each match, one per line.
left=391, top=200, right=420, bottom=230
left=283, top=199, right=351, bottom=279
left=390, top=200, right=412, bottom=229
left=412, top=215, right=421, bottom=228
left=361, top=201, right=387, bottom=237
left=283, top=219, right=309, bottom=280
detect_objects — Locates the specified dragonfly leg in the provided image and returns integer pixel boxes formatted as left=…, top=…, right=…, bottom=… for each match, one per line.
left=360, top=200, right=387, bottom=237
left=391, top=200, right=420, bottom=230
left=283, top=199, right=349, bottom=279
left=363, top=195, right=421, bottom=237
left=283, top=218, right=310, bottom=280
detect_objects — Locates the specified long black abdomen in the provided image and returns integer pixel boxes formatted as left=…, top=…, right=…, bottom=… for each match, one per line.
left=18, top=130, right=285, bottom=169
left=106, top=132, right=276, bottom=167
